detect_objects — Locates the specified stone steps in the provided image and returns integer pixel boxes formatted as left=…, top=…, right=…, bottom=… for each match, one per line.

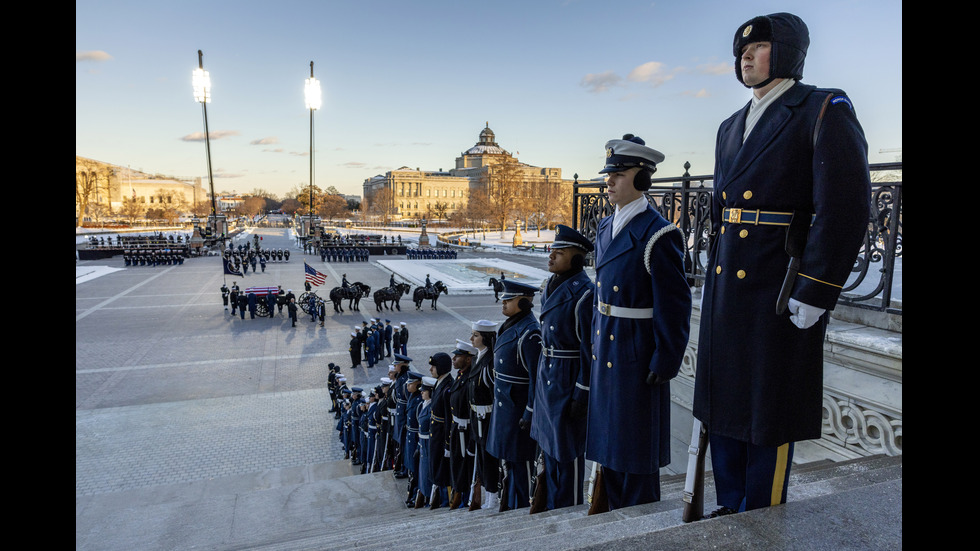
left=218, top=454, right=900, bottom=551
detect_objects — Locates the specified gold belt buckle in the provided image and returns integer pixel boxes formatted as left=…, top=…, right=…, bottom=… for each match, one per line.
left=726, top=208, right=742, bottom=224
left=598, top=302, right=611, bottom=315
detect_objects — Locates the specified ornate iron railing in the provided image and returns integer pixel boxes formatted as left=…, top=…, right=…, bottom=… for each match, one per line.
left=573, top=161, right=902, bottom=314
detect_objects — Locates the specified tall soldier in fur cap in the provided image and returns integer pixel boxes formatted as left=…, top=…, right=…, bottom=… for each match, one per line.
left=588, top=134, right=692, bottom=511
left=693, top=13, right=870, bottom=518
left=487, top=280, right=543, bottom=510
left=529, top=225, right=595, bottom=512
left=427, top=352, right=454, bottom=508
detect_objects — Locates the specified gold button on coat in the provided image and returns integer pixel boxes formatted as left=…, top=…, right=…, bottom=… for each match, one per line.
left=737, top=270, right=746, bottom=279
left=743, top=190, right=753, bottom=200
left=739, top=229, right=748, bottom=238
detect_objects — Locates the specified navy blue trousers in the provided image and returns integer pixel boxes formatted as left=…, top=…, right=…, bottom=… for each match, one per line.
left=709, top=432, right=794, bottom=512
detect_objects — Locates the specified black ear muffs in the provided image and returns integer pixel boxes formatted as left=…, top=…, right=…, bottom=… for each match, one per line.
left=633, top=167, right=655, bottom=191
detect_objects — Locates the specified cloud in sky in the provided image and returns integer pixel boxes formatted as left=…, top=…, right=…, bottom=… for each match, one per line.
left=181, top=130, right=240, bottom=142
left=580, top=70, right=622, bottom=94
left=250, top=137, right=279, bottom=145
left=627, top=61, right=675, bottom=86
left=76, top=50, right=112, bottom=62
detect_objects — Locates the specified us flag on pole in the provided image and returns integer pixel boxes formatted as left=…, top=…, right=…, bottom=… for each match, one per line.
left=305, top=261, right=327, bottom=287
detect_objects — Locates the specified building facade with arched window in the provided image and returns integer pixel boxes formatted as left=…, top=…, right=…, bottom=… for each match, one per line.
left=362, top=123, right=569, bottom=222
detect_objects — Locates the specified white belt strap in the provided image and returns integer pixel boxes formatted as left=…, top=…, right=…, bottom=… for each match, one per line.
left=597, top=300, right=653, bottom=319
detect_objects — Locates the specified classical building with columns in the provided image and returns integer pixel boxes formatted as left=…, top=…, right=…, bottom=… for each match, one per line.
left=362, top=124, right=569, bottom=221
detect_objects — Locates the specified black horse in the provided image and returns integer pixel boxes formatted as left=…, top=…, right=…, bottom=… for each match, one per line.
left=374, top=282, right=411, bottom=312
left=488, top=277, right=505, bottom=303
left=329, top=282, right=370, bottom=313
left=413, top=281, right=448, bottom=311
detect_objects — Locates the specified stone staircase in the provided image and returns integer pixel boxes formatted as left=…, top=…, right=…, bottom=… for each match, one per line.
left=196, top=454, right=901, bottom=551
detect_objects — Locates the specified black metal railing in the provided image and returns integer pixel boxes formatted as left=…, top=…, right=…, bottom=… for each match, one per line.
left=573, top=161, right=902, bottom=314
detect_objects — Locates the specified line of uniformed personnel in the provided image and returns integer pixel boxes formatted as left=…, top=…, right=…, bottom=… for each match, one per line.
left=325, top=13, right=871, bottom=521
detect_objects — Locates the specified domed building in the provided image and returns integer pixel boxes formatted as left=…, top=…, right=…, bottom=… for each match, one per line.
left=362, top=123, right=569, bottom=222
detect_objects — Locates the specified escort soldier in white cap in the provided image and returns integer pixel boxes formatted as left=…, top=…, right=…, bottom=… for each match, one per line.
left=587, top=134, right=692, bottom=511
left=446, top=339, right=479, bottom=509
left=693, top=12, right=871, bottom=519
left=427, top=352, right=454, bottom=509
left=467, top=319, right=499, bottom=510
left=529, top=225, right=596, bottom=512
left=487, top=279, right=543, bottom=511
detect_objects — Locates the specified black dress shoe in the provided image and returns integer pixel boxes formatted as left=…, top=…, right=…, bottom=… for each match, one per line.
left=704, top=506, right=738, bottom=519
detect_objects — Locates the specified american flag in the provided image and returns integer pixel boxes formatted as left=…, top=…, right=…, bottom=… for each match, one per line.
left=305, top=261, right=327, bottom=287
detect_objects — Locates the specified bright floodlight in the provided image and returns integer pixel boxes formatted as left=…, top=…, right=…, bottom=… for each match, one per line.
left=193, top=67, right=211, bottom=103
left=305, top=77, right=321, bottom=110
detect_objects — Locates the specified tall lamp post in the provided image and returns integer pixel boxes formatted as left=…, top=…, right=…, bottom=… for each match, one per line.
left=193, top=50, right=222, bottom=248
left=304, top=61, right=322, bottom=243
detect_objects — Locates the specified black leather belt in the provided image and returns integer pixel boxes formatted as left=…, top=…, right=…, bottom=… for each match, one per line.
left=722, top=208, right=814, bottom=226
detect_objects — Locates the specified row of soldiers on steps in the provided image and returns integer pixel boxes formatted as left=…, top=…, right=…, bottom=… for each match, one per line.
left=324, top=224, right=601, bottom=514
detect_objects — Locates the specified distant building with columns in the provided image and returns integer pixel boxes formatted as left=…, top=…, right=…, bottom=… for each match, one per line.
left=362, top=124, right=569, bottom=221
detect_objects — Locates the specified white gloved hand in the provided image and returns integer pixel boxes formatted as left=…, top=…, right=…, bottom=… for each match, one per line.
left=787, top=298, right=825, bottom=329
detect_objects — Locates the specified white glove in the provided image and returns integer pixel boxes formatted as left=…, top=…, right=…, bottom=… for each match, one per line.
left=787, top=298, right=825, bottom=329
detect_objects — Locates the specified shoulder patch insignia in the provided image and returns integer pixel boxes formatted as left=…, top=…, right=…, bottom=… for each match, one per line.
left=830, top=96, right=853, bottom=110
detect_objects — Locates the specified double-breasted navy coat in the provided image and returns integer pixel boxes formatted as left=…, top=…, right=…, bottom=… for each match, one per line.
left=587, top=205, right=692, bottom=475
left=487, top=311, right=542, bottom=463
left=694, top=82, right=871, bottom=447
left=530, top=270, right=594, bottom=463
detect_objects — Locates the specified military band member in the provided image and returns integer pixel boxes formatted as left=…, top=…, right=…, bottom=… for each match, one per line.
left=447, top=340, right=479, bottom=509
left=694, top=12, right=871, bottom=518
left=588, top=134, right=692, bottom=511
left=487, top=280, right=543, bottom=510
left=427, top=352, right=454, bottom=509
left=529, top=225, right=595, bottom=512
left=399, top=322, right=409, bottom=355
left=468, top=319, right=499, bottom=510
left=220, top=283, right=229, bottom=311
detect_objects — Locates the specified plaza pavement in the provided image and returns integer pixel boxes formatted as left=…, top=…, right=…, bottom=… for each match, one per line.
left=76, top=226, right=552, bottom=549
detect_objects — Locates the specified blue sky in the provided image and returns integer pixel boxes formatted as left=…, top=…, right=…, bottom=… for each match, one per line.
left=76, top=0, right=902, bottom=198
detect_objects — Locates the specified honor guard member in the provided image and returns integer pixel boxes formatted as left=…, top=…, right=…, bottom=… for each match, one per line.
left=288, top=297, right=298, bottom=327
left=447, top=339, right=479, bottom=509
left=415, top=376, right=436, bottom=508
left=427, top=352, right=454, bottom=509
left=363, top=388, right=380, bottom=473
left=267, top=291, right=277, bottom=318
left=276, top=285, right=286, bottom=314
left=399, top=322, right=409, bottom=355
left=487, top=280, right=543, bottom=511
left=384, top=319, right=394, bottom=358
left=393, top=326, right=402, bottom=357
left=349, top=387, right=365, bottom=465
left=588, top=134, right=692, bottom=511
left=349, top=331, right=362, bottom=368
left=391, top=354, right=412, bottom=478
left=529, top=225, right=596, bottom=512
left=468, top=319, right=499, bottom=510
left=221, top=283, right=230, bottom=311
left=694, top=13, right=871, bottom=518
left=327, top=363, right=339, bottom=413
left=403, top=371, right=424, bottom=507
left=229, top=283, right=240, bottom=316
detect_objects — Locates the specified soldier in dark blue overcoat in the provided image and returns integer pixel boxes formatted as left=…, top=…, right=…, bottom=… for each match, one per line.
left=427, top=353, right=454, bottom=508
left=487, top=280, right=542, bottom=510
left=587, top=135, right=692, bottom=511
left=404, top=372, right=423, bottom=507
left=391, top=354, right=411, bottom=477
left=529, top=225, right=595, bottom=511
left=694, top=12, right=871, bottom=518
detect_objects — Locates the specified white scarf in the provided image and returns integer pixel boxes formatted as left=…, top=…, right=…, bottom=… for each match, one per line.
left=611, top=194, right=649, bottom=239
left=743, top=78, right=796, bottom=142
